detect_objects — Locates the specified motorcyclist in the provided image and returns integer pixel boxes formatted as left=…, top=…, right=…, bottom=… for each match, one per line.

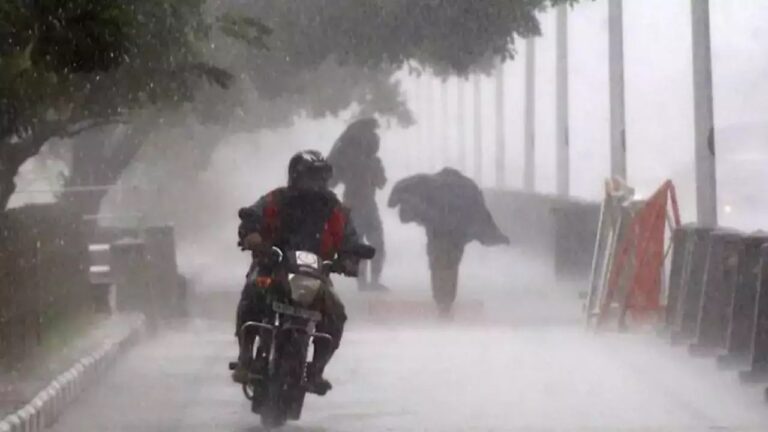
left=232, top=150, right=362, bottom=394
left=327, top=118, right=388, bottom=291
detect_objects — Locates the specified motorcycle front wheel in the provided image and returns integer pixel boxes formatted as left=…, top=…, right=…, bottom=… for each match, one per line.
left=260, top=377, right=288, bottom=429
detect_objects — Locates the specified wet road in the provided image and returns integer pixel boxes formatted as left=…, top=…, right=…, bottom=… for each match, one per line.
left=48, top=317, right=768, bottom=432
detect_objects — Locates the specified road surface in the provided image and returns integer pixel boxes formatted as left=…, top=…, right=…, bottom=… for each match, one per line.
left=48, top=316, right=768, bottom=432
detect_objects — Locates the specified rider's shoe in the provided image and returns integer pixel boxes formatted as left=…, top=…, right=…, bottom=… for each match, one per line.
left=306, top=364, right=332, bottom=395
left=306, top=375, right=332, bottom=395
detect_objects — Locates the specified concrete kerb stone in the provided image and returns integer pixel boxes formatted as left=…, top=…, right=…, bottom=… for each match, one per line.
left=61, top=373, right=73, bottom=404
left=15, top=408, right=31, bottom=432
left=60, top=373, right=71, bottom=404
left=30, top=397, right=45, bottom=430
left=0, top=314, right=146, bottom=432
left=53, top=377, right=67, bottom=414
left=22, top=404, right=39, bottom=432
left=30, top=404, right=42, bottom=432
left=46, top=382, right=61, bottom=421
left=41, top=388, right=57, bottom=429
left=2, top=414, right=20, bottom=432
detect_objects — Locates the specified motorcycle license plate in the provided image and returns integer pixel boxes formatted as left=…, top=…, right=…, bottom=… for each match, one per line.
left=272, top=302, right=322, bottom=322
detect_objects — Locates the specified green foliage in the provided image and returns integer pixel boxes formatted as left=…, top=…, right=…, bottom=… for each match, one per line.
left=0, top=0, right=273, bottom=208
left=0, top=0, right=580, bottom=210
left=213, top=0, right=575, bottom=128
left=218, top=13, right=273, bottom=50
left=0, top=0, right=269, bottom=144
left=240, top=0, right=571, bottom=78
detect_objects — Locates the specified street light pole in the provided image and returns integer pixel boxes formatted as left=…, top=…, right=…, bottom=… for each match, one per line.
left=555, top=5, right=570, bottom=196
left=609, top=0, right=627, bottom=180
left=424, top=76, right=434, bottom=171
left=440, top=79, right=448, bottom=169
left=495, top=61, right=506, bottom=188
left=691, top=0, right=718, bottom=227
left=524, top=38, right=536, bottom=191
left=457, top=78, right=466, bottom=173
left=473, top=75, right=483, bottom=184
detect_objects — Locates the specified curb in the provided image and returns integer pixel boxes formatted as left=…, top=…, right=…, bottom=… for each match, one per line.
left=0, top=315, right=146, bottom=432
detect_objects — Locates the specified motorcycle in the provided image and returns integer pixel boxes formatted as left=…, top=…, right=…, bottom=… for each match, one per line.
left=229, top=243, right=375, bottom=428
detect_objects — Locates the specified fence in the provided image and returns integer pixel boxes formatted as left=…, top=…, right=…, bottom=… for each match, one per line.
left=594, top=184, right=768, bottom=398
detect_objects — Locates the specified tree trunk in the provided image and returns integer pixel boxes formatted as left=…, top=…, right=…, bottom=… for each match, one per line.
left=61, top=123, right=153, bottom=220
left=0, top=163, right=17, bottom=210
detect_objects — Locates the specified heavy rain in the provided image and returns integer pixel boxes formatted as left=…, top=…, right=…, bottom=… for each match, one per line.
left=2, top=1, right=768, bottom=431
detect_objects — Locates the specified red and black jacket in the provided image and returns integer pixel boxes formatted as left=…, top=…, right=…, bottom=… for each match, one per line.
left=238, top=187, right=359, bottom=261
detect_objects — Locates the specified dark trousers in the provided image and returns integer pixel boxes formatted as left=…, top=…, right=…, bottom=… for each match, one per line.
left=350, top=203, right=385, bottom=286
left=236, top=274, right=347, bottom=367
left=426, top=232, right=466, bottom=313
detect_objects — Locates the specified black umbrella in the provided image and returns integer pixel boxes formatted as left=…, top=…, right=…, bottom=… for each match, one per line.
left=388, top=168, right=509, bottom=246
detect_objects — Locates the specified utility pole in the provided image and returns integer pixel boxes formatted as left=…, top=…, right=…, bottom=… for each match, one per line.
left=691, top=0, right=718, bottom=226
left=473, top=75, right=483, bottom=184
left=495, top=61, right=506, bottom=188
left=555, top=5, right=570, bottom=196
left=424, top=76, right=434, bottom=171
left=524, top=38, right=536, bottom=191
left=440, top=79, right=448, bottom=169
left=457, top=78, right=466, bottom=173
left=609, top=0, right=627, bottom=180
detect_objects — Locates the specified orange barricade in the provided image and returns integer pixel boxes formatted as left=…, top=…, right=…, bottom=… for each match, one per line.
left=598, top=180, right=681, bottom=328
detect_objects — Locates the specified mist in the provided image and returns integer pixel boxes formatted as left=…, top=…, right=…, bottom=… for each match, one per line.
left=5, top=1, right=768, bottom=430
left=164, top=0, right=768, bottom=298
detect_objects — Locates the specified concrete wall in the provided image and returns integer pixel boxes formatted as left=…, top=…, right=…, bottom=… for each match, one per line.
left=483, top=189, right=600, bottom=286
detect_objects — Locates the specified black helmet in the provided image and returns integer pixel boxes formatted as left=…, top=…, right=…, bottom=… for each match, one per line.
left=288, top=150, right=333, bottom=190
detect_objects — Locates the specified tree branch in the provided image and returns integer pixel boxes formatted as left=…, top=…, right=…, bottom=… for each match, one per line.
left=61, top=117, right=127, bottom=139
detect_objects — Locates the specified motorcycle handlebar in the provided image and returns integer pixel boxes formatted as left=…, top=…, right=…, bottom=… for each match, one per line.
left=338, top=243, right=376, bottom=260
left=245, top=244, right=375, bottom=277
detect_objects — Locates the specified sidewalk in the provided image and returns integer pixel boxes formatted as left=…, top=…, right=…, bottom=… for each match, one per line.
left=0, top=313, right=143, bottom=418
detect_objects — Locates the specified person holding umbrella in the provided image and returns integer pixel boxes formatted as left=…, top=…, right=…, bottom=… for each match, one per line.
left=388, top=167, right=510, bottom=315
left=327, top=117, right=388, bottom=291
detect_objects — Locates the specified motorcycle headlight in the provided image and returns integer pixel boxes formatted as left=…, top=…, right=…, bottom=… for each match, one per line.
left=288, top=273, right=323, bottom=306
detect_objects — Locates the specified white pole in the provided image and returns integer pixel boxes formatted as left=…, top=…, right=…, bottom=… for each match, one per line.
left=555, top=5, right=570, bottom=197
left=440, top=79, right=448, bottom=169
left=524, top=38, right=536, bottom=191
left=495, top=61, right=506, bottom=188
left=457, top=78, right=466, bottom=174
left=424, top=76, right=434, bottom=171
left=473, top=74, right=483, bottom=184
left=691, top=0, right=717, bottom=227
left=609, top=0, right=627, bottom=180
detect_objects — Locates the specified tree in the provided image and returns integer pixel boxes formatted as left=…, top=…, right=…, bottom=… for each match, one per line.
left=104, top=0, right=579, bottom=240
left=3, top=0, right=577, bottom=213
left=0, top=0, right=268, bottom=209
